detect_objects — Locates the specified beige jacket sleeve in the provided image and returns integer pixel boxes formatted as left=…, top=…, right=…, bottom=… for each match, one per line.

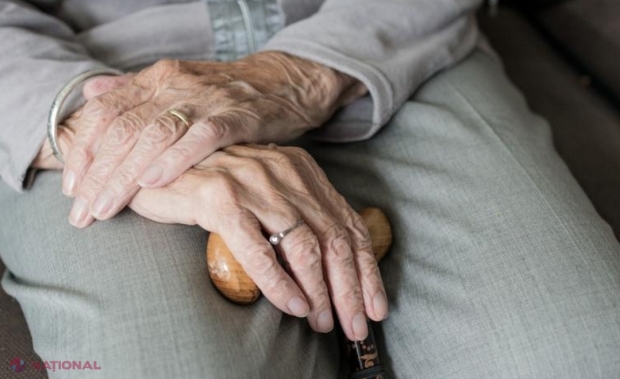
left=263, top=0, right=483, bottom=142
left=0, top=0, right=111, bottom=191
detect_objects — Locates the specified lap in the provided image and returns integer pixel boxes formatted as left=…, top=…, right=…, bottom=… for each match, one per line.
left=2, top=49, right=620, bottom=379
left=0, top=172, right=338, bottom=379
left=299, top=49, right=620, bottom=378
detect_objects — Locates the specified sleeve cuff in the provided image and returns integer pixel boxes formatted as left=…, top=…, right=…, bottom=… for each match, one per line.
left=0, top=63, right=114, bottom=192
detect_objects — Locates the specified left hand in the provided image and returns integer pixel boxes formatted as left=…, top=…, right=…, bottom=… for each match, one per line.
left=128, top=144, right=388, bottom=341
left=40, top=121, right=387, bottom=340
left=63, top=52, right=367, bottom=228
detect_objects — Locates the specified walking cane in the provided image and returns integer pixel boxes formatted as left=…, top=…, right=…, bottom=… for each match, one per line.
left=206, top=207, right=392, bottom=379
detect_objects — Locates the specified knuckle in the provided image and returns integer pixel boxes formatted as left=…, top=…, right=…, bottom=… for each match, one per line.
left=334, top=286, right=364, bottom=306
left=226, top=80, right=261, bottom=97
left=235, top=158, right=267, bottom=180
left=245, top=245, right=278, bottom=277
left=306, top=286, right=330, bottom=305
left=287, top=237, right=322, bottom=271
left=214, top=85, right=238, bottom=100
left=323, top=223, right=350, bottom=246
left=281, top=146, right=313, bottom=163
left=107, top=118, right=140, bottom=146
left=85, top=97, right=120, bottom=123
left=214, top=175, right=236, bottom=195
left=347, top=211, right=373, bottom=251
left=244, top=158, right=264, bottom=173
left=205, top=85, right=231, bottom=99
left=142, top=120, right=176, bottom=144
left=265, top=150, right=297, bottom=173
left=84, top=169, right=107, bottom=188
left=323, top=224, right=353, bottom=263
left=273, top=149, right=295, bottom=163
left=165, top=144, right=195, bottom=164
left=357, top=232, right=374, bottom=254
left=199, top=119, right=228, bottom=141
left=262, top=277, right=291, bottom=299
left=360, top=261, right=382, bottom=282
left=111, top=168, right=137, bottom=188
left=66, top=147, right=91, bottom=169
left=291, top=146, right=312, bottom=159
left=331, top=248, right=355, bottom=269
left=85, top=97, right=106, bottom=112
left=202, top=172, right=240, bottom=205
left=78, top=175, right=107, bottom=199
left=325, top=223, right=349, bottom=240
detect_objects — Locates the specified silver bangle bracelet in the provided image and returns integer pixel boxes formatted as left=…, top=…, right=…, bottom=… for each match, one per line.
left=46, top=68, right=123, bottom=163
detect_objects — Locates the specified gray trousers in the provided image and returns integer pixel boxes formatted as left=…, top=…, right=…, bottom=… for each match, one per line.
left=2, top=50, right=620, bottom=379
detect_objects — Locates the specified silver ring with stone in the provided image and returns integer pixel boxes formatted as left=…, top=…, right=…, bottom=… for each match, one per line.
left=269, top=219, right=304, bottom=245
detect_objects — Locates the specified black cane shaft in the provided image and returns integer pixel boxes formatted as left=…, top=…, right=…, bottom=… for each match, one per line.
left=342, top=320, right=387, bottom=379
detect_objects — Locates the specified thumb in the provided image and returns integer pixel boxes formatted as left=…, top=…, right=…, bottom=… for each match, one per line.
left=82, top=73, right=135, bottom=100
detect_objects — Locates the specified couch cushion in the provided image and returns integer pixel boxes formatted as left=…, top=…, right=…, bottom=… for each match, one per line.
left=532, top=0, right=620, bottom=103
left=479, top=7, right=620, bottom=241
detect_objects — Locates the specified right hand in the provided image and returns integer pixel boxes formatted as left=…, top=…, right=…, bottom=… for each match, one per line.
left=32, top=74, right=134, bottom=171
left=128, top=144, right=388, bottom=341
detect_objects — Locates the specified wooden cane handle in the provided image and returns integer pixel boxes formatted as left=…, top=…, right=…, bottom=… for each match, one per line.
left=206, top=207, right=392, bottom=304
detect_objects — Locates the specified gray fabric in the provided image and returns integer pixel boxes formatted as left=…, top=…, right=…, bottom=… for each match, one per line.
left=0, top=261, right=46, bottom=379
left=204, top=0, right=283, bottom=61
left=75, top=2, right=216, bottom=72
left=0, top=0, right=482, bottom=192
left=264, top=0, right=483, bottom=143
left=533, top=0, right=620, bottom=103
left=2, top=49, right=620, bottom=378
left=479, top=8, right=620, bottom=242
left=0, top=0, right=109, bottom=193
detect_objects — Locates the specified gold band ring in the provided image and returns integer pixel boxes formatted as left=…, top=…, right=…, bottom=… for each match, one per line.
left=167, top=109, right=192, bottom=128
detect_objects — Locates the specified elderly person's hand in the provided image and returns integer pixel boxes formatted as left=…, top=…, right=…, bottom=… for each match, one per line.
left=33, top=76, right=387, bottom=340
left=35, top=112, right=388, bottom=340
left=32, top=74, right=134, bottom=170
left=129, top=144, right=387, bottom=341
left=62, top=52, right=367, bottom=228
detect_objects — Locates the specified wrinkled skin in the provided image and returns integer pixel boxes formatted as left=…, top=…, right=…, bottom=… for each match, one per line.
left=130, top=144, right=388, bottom=341
left=36, top=136, right=388, bottom=341
left=32, top=55, right=386, bottom=341
left=58, top=52, right=367, bottom=228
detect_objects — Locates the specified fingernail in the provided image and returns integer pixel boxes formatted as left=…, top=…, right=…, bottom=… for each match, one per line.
left=63, top=171, right=76, bottom=196
left=317, top=310, right=334, bottom=332
left=287, top=296, right=309, bottom=318
left=92, top=190, right=114, bottom=217
left=352, top=312, right=368, bottom=341
left=138, top=165, right=163, bottom=187
left=373, top=291, right=388, bottom=320
left=69, top=198, right=89, bottom=227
